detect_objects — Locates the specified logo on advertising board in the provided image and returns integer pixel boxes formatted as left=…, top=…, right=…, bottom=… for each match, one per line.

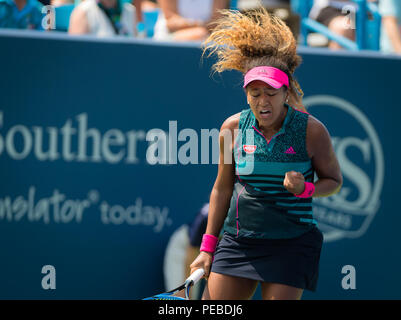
left=304, top=95, right=384, bottom=242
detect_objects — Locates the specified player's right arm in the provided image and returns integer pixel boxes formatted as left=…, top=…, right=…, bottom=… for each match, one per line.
left=190, top=113, right=239, bottom=278
left=205, top=114, right=239, bottom=237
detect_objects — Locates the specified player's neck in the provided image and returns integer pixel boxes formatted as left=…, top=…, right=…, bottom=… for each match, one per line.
left=258, top=105, right=288, bottom=137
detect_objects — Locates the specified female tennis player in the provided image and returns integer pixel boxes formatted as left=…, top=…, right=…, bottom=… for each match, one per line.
left=190, top=8, right=343, bottom=300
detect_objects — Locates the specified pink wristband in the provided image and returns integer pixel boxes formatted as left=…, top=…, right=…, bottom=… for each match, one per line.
left=200, top=234, right=219, bottom=253
left=294, top=182, right=315, bottom=198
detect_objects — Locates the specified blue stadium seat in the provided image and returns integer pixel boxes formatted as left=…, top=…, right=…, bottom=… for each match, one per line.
left=365, top=1, right=381, bottom=50
left=143, top=8, right=159, bottom=38
left=291, top=0, right=381, bottom=51
left=54, top=4, right=75, bottom=32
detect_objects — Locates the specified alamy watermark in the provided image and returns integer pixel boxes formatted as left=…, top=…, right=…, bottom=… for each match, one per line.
left=41, top=265, right=56, bottom=290
left=341, top=265, right=356, bottom=290
left=342, top=5, right=357, bottom=30
left=41, top=6, right=56, bottom=31
left=0, top=111, right=255, bottom=170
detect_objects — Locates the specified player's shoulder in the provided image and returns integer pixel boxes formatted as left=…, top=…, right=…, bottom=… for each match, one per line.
left=307, top=114, right=328, bottom=131
left=306, top=114, right=331, bottom=144
left=220, top=112, right=240, bottom=132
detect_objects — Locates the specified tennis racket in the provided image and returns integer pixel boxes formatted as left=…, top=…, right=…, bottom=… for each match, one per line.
left=143, top=268, right=205, bottom=300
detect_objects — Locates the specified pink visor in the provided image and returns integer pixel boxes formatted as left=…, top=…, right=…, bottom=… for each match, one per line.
left=243, top=66, right=289, bottom=89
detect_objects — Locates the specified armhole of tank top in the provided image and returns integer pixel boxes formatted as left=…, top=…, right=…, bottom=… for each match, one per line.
left=233, top=109, right=249, bottom=165
left=233, top=110, right=247, bottom=157
left=304, top=113, right=313, bottom=160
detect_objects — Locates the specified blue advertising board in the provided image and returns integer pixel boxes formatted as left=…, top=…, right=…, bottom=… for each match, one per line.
left=0, top=29, right=400, bottom=299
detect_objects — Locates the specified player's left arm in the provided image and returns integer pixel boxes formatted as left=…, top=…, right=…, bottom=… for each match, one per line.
left=306, top=115, right=343, bottom=197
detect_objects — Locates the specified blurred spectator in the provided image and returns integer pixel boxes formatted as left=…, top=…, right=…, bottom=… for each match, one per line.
left=238, top=0, right=300, bottom=38
left=50, top=0, right=73, bottom=6
left=153, top=0, right=229, bottom=42
left=136, top=0, right=159, bottom=37
left=309, top=0, right=357, bottom=50
left=0, top=0, right=44, bottom=30
left=133, top=0, right=142, bottom=23
left=163, top=202, right=209, bottom=299
left=379, top=0, right=401, bottom=54
left=68, top=0, right=141, bottom=37
left=137, top=0, right=158, bottom=20
left=185, top=203, right=209, bottom=279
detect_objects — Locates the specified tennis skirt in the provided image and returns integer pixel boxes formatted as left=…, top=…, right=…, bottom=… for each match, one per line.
left=210, top=227, right=323, bottom=292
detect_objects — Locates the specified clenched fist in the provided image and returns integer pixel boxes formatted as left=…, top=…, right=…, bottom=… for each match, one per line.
left=283, top=171, right=305, bottom=195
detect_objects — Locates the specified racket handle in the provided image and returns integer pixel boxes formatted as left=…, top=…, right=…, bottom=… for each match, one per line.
left=186, top=268, right=205, bottom=286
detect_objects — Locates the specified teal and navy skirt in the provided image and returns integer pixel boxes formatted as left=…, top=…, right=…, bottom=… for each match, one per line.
left=210, top=227, right=323, bottom=292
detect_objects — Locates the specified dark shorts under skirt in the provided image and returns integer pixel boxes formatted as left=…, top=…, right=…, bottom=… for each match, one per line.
left=210, top=227, right=324, bottom=292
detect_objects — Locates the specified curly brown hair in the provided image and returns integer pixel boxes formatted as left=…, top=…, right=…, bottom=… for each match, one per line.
left=202, top=8, right=305, bottom=111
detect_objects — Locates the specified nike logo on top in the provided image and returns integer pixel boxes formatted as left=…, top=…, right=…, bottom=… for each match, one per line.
left=285, top=147, right=296, bottom=154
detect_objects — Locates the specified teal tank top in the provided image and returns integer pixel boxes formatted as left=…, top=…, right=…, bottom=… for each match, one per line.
left=223, top=105, right=316, bottom=239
